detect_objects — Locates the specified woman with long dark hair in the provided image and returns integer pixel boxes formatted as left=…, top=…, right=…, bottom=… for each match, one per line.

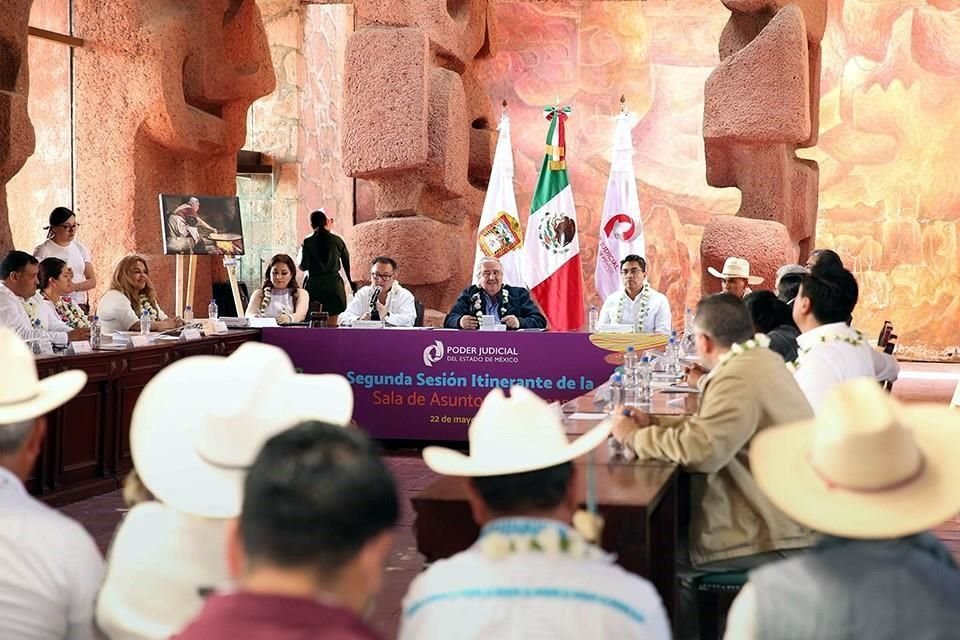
left=33, top=207, right=97, bottom=311
left=298, top=208, right=355, bottom=326
left=36, top=257, right=91, bottom=330
left=244, top=254, right=308, bottom=325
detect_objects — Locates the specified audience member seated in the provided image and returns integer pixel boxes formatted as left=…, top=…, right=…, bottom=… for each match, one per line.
left=805, top=248, right=843, bottom=270
left=776, top=273, right=803, bottom=305
left=401, top=386, right=671, bottom=640
left=744, top=291, right=799, bottom=363
left=791, top=264, right=896, bottom=411
left=724, top=379, right=960, bottom=639
left=33, top=207, right=97, bottom=312
left=0, top=250, right=89, bottom=346
left=444, top=257, right=547, bottom=330
left=174, top=420, right=395, bottom=640
left=97, top=255, right=182, bottom=334
left=36, top=258, right=91, bottom=330
left=339, top=256, right=416, bottom=327
left=0, top=328, right=104, bottom=640
left=707, top=257, right=763, bottom=299
left=597, top=254, right=671, bottom=333
left=96, top=343, right=353, bottom=640
left=244, top=254, right=308, bottom=325
left=610, top=294, right=813, bottom=640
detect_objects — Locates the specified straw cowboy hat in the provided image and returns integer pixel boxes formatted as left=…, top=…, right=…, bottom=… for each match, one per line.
left=751, top=378, right=960, bottom=539
left=707, top=257, right=764, bottom=285
left=131, top=341, right=353, bottom=518
left=0, top=328, right=86, bottom=424
left=423, top=386, right=612, bottom=476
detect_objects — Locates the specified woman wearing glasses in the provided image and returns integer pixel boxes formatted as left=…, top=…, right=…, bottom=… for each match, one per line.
left=32, top=207, right=97, bottom=312
left=338, top=256, right=416, bottom=327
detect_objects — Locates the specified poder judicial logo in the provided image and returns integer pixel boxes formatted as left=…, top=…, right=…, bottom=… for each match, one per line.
left=423, top=340, right=445, bottom=367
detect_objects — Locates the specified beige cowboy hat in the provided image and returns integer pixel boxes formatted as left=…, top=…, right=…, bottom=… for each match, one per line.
left=0, top=328, right=86, bottom=424
left=131, top=342, right=353, bottom=518
left=751, top=377, right=960, bottom=539
left=707, top=257, right=764, bottom=285
left=423, top=386, right=612, bottom=476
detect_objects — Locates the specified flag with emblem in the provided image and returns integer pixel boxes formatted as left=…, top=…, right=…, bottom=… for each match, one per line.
left=473, top=111, right=525, bottom=286
left=522, top=105, right=584, bottom=331
left=595, top=110, right=646, bottom=300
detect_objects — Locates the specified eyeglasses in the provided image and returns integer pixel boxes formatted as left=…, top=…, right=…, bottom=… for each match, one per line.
left=620, top=268, right=643, bottom=276
left=57, top=224, right=80, bottom=231
left=370, top=272, right=394, bottom=280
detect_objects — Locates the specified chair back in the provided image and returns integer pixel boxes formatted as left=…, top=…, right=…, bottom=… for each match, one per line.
left=878, top=320, right=894, bottom=348
left=414, top=299, right=425, bottom=327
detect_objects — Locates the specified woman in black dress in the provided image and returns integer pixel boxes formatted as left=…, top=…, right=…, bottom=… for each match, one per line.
left=299, top=209, right=355, bottom=325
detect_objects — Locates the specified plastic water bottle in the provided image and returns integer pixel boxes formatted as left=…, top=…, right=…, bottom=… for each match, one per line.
left=637, top=355, right=652, bottom=404
left=140, top=308, right=152, bottom=335
left=607, top=373, right=624, bottom=413
left=89, top=316, right=101, bottom=350
left=682, top=307, right=696, bottom=356
left=208, top=299, right=219, bottom=320
left=623, top=347, right=640, bottom=407
left=666, top=336, right=680, bottom=377
left=588, top=305, right=599, bottom=333
left=183, top=305, right=194, bottom=322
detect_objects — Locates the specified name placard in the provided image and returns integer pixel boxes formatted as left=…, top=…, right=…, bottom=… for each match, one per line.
left=130, top=335, right=151, bottom=348
left=69, top=341, right=93, bottom=354
left=179, top=328, right=202, bottom=342
left=213, top=321, right=229, bottom=334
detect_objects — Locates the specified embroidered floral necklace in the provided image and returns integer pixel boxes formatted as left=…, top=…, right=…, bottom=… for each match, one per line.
left=43, top=293, right=90, bottom=328
left=789, top=330, right=867, bottom=372
left=713, top=333, right=771, bottom=371
left=477, top=519, right=608, bottom=562
left=259, top=285, right=273, bottom=316
left=21, top=297, right=41, bottom=329
left=615, top=283, right=650, bottom=330
left=472, top=288, right=510, bottom=321
left=138, top=294, right=160, bottom=320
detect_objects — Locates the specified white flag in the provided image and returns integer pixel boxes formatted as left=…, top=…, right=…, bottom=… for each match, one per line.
left=473, top=114, right=525, bottom=287
left=595, top=111, right=646, bottom=301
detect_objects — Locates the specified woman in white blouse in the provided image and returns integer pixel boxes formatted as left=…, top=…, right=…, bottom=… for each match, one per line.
left=97, top=255, right=183, bottom=334
left=34, top=257, right=91, bottom=330
left=33, top=207, right=97, bottom=311
left=245, top=253, right=309, bottom=324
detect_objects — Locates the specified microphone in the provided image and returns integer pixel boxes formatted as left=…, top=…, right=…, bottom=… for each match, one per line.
left=370, top=286, right=382, bottom=321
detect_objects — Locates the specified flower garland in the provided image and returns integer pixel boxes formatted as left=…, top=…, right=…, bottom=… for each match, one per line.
left=789, top=330, right=867, bottom=372
left=477, top=519, right=606, bottom=562
left=22, top=297, right=42, bottom=329
left=472, top=288, right=510, bottom=321
left=137, top=294, right=160, bottom=320
left=43, top=293, right=90, bottom=328
left=615, top=283, right=650, bottom=330
left=259, top=285, right=272, bottom=316
left=714, top=333, right=771, bottom=371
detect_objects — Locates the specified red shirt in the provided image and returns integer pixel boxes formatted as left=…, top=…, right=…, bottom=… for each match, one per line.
left=173, top=592, right=382, bottom=640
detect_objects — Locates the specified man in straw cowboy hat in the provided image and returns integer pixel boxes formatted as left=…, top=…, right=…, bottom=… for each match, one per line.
left=0, top=328, right=104, bottom=640
left=708, top=256, right=764, bottom=299
left=399, top=386, right=670, bottom=640
left=96, top=342, right=354, bottom=640
left=724, top=378, right=960, bottom=639
left=174, top=421, right=397, bottom=640
left=610, top=293, right=814, bottom=639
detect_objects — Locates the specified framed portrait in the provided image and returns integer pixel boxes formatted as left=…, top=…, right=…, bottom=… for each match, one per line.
left=159, top=194, right=245, bottom=256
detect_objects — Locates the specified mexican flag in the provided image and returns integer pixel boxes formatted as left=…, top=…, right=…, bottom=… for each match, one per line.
left=595, top=110, right=646, bottom=301
left=473, top=112, right=525, bottom=286
left=522, top=105, right=584, bottom=331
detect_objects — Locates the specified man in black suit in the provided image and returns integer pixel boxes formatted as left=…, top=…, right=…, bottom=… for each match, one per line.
left=443, top=257, right=547, bottom=330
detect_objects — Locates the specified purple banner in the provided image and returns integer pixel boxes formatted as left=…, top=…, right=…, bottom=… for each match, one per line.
left=262, top=328, right=617, bottom=441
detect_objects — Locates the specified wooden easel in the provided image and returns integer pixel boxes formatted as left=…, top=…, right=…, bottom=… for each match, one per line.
left=222, top=256, right=243, bottom=317
left=175, top=254, right=242, bottom=317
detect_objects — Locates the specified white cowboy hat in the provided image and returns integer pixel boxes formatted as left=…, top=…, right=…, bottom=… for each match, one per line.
left=0, top=328, right=86, bottom=424
left=131, top=341, right=353, bottom=518
left=423, top=386, right=612, bottom=477
left=707, top=257, right=764, bottom=285
left=751, top=378, right=960, bottom=539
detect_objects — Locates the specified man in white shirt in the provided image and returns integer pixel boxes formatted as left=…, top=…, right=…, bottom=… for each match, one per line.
left=597, top=254, right=671, bottom=333
left=0, top=251, right=89, bottom=347
left=339, top=256, right=417, bottom=327
left=792, top=263, right=893, bottom=411
left=0, top=328, right=105, bottom=640
left=400, top=386, right=671, bottom=640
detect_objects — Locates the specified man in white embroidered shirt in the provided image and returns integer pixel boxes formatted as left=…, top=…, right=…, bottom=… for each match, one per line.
left=792, top=264, right=894, bottom=412
left=399, top=386, right=670, bottom=640
left=597, top=255, right=671, bottom=334
left=0, top=251, right=89, bottom=347
left=0, top=328, right=104, bottom=640
left=338, top=256, right=417, bottom=327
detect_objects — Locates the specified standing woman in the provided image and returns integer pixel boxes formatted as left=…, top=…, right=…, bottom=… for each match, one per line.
left=33, top=207, right=97, bottom=312
left=35, top=257, right=91, bottom=330
left=245, top=254, right=308, bottom=325
left=299, top=208, right=355, bottom=326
